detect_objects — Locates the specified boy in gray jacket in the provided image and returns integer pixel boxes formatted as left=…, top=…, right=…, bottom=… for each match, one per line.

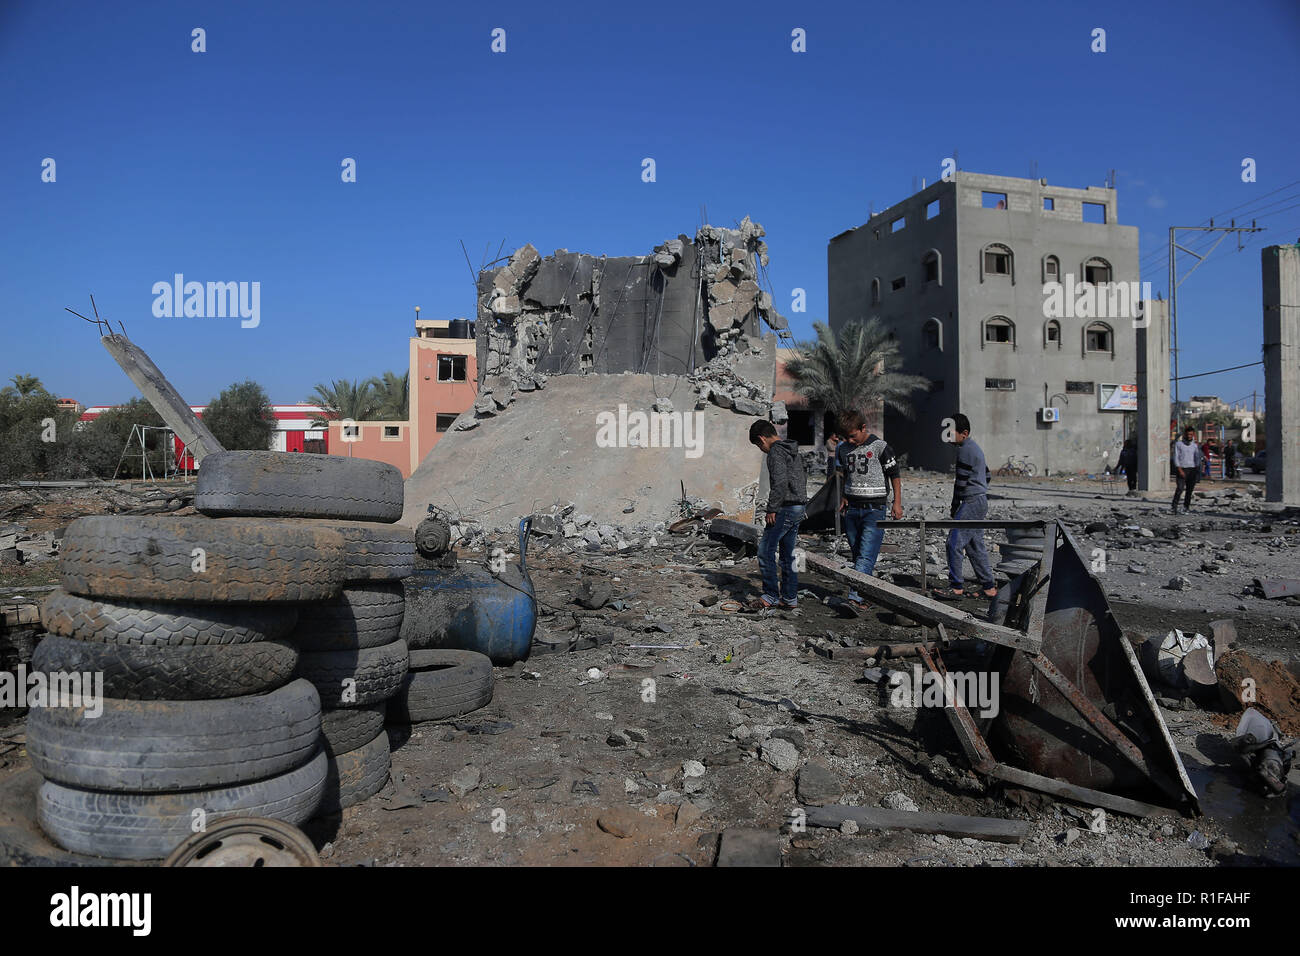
left=749, top=420, right=806, bottom=609
left=933, top=413, right=996, bottom=600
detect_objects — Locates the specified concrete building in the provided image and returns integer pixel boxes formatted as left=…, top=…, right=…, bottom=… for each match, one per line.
left=828, top=172, right=1141, bottom=474
left=326, top=317, right=477, bottom=477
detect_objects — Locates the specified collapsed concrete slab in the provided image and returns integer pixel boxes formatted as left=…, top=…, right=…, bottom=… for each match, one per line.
left=99, top=334, right=224, bottom=463
left=400, top=372, right=770, bottom=528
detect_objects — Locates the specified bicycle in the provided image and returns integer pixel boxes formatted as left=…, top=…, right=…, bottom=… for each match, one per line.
left=995, top=454, right=1037, bottom=478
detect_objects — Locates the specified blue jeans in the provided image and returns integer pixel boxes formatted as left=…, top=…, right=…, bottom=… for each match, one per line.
left=946, top=495, right=993, bottom=590
left=758, top=505, right=804, bottom=604
left=843, top=504, right=886, bottom=602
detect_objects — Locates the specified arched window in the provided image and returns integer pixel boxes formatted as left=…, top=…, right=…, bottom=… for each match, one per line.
left=1084, top=321, right=1114, bottom=358
left=1042, top=254, right=1060, bottom=284
left=982, top=316, right=1015, bottom=349
left=980, top=243, right=1014, bottom=284
left=1083, top=256, right=1112, bottom=285
left=871, top=277, right=881, bottom=305
left=922, top=249, right=942, bottom=285
left=924, top=318, right=942, bottom=351
left=1044, top=319, right=1061, bottom=349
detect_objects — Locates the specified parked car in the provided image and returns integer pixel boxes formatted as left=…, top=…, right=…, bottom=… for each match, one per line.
left=1247, top=449, right=1267, bottom=474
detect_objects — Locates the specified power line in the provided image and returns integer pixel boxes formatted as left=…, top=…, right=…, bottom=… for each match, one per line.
left=1173, top=360, right=1264, bottom=382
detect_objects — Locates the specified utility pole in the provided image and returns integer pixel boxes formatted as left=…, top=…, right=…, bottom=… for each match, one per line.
left=1169, top=220, right=1264, bottom=430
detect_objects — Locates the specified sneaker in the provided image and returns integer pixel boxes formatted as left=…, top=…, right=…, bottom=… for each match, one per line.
left=777, top=599, right=798, bottom=610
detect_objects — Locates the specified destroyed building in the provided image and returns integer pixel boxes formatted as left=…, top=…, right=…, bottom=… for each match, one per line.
left=474, top=217, right=787, bottom=396
left=400, top=220, right=792, bottom=527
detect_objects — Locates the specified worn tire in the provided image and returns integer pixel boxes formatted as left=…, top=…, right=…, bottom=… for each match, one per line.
left=287, top=520, right=416, bottom=580
left=37, top=750, right=327, bottom=861
left=196, top=451, right=403, bottom=523
left=26, top=679, right=322, bottom=793
left=59, top=516, right=347, bottom=604
left=388, top=649, right=493, bottom=724
left=320, top=703, right=387, bottom=756
left=294, top=639, right=408, bottom=707
left=317, top=729, right=390, bottom=815
left=288, top=583, right=405, bottom=651
left=40, top=588, right=299, bottom=646
left=32, top=634, right=299, bottom=701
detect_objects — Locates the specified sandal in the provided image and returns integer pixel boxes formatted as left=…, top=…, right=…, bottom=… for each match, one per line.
left=746, top=597, right=777, bottom=611
left=930, top=587, right=965, bottom=601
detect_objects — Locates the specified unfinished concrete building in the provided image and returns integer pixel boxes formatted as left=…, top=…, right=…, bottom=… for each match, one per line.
left=829, top=172, right=1141, bottom=474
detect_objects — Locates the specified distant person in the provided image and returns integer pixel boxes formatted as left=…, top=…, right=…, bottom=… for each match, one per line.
left=824, top=433, right=843, bottom=479
left=834, top=410, right=903, bottom=609
left=933, top=414, right=996, bottom=601
left=1201, top=440, right=1212, bottom=478
left=1117, top=438, right=1138, bottom=494
left=1173, top=426, right=1202, bottom=514
left=748, top=420, right=806, bottom=610
left=1225, top=439, right=1237, bottom=479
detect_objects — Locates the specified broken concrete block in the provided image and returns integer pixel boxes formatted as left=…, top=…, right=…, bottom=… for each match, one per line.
left=732, top=396, right=765, bottom=417
left=716, top=828, right=781, bottom=867
left=490, top=295, right=521, bottom=317
left=760, top=738, right=799, bottom=773
left=769, top=400, right=788, bottom=424
left=529, top=513, right=558, bottom=536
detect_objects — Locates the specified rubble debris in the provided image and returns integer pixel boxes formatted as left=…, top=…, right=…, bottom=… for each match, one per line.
left=1215, top=649, right=1300, bottom=735
left=803, top=805, right=1029, bottom=844
left=1233, top=708, right=1295, bottom=796
left=1255, top=578, right=1300, bottom=599
left=716, top=828, right=781, bottom=867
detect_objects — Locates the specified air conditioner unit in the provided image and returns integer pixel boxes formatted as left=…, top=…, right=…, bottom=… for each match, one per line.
left=1041, top=407, right=1060, bottom=423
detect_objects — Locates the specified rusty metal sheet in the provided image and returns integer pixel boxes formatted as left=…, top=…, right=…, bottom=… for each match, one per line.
left=994, top=522, right=1198, bottom=811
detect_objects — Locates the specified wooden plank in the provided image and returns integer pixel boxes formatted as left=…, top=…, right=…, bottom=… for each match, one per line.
left=803, top=552, right=1039, bottom=652
left=804, top=804, right=1028, bottom=844
left=981, top=763, right=1169, bottom=819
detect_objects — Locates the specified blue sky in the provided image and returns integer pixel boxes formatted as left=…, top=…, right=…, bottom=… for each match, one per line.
left=2, top=0, right=1296, bottom=410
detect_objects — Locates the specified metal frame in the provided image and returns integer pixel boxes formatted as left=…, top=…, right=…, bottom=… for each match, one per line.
left=803, top=518, right=1198, bottom=817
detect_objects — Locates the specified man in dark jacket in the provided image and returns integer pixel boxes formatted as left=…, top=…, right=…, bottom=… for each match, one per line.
left=749, top=420, right=806, bottom=609
left=1118, top=438, right=1138, bottom=494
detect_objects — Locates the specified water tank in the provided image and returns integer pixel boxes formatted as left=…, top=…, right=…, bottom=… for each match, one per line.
left=450, top=318, right=471, bottom=339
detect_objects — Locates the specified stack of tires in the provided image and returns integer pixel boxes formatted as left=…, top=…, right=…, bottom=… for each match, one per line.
left=31, top=514, right=346, bottom=860
left=193, top=451, right=414, bottom=817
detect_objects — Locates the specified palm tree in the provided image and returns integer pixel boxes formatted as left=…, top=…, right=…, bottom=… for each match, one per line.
left=372, top=370, right=409, bottom=420
left=305, top=379, right=379, bottom=425
left=9, top=374, right=44, bottom=397
left=784, top=317, right=930, bottom=423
